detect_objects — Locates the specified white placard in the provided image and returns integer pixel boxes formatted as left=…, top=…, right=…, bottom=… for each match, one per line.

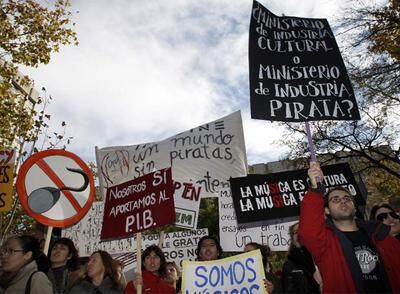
left=219, top=189, right=296, bottom=251
left=96, top=111, right=247, bottom=229
left=182, top=250, right=266, bottom=293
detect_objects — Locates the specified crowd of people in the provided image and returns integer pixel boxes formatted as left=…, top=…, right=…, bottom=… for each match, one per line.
left=1, top=162, right=399, bottom=293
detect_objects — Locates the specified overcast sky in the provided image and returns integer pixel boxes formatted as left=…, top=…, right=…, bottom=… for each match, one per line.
left=21, top=0, right=377, bottom=165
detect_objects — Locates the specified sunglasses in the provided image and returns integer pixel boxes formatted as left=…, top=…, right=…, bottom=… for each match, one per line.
left=376, top=211, right=400, bottom=222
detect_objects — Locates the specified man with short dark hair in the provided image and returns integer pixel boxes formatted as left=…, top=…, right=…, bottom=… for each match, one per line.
left=195, top=235, right=223, bottom=261
left=298, top=161, right=400, bottom=293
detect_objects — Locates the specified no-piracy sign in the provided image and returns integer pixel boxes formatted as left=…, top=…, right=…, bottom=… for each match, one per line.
left=16, top=150, right=95, bottom=227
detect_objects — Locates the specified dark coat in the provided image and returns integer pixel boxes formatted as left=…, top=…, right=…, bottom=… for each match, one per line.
left=282, top=247, right=320, bottom=293
left=69, top=276, right=123, bottom=294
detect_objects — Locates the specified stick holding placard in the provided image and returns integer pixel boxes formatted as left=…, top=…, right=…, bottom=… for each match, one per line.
left=305, top=122, right=322, bottom=184
left=305, top=121, right=317, bottom=161
left=136, top=232, right=142, bottom=294
left=44, top=226, right=53, bottom=256
left=158, top=231, right=165, bottom=248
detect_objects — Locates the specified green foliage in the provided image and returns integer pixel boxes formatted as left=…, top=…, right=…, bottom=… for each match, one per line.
left=0, top=0, right=77, bottom=242
left=0, top=0, right=78, bottom=66
left=198, top=197, right=219, bottom=239
left=0, top=0, right=77, bottom=149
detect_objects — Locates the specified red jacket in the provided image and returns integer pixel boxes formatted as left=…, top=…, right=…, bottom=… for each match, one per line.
left=299, top=189, right=400, bottom=294
left=124, top=270, right=175, bottom=294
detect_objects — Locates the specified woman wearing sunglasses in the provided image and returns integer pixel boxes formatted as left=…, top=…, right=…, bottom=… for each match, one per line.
left=370, top=204, right=400, bottom=240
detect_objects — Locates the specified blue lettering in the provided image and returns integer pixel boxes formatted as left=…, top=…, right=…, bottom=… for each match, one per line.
left=233, top=261, right=246, bottom=284
left=240, top=288, right=250, bottom=294
left=249, top=284, right=260, bottom=294
left=245, top=258, right=257, bottom=283
left=210, top=266, right=221, bottom=287
left=221, top=264, right=234, bottom=285
left=194, top=266, right=208, bottom=287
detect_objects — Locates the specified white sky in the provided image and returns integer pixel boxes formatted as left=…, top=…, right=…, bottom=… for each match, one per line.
left=22, top=0, right=361, bottom=165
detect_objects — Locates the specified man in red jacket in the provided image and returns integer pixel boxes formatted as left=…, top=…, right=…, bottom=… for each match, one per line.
left=298, top=161, right=400, bottom=293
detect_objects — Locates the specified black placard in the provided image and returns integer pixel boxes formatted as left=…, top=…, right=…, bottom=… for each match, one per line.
left=249, top=0, right=360, bottom=122
left=230, top=163, right=365, bottom=224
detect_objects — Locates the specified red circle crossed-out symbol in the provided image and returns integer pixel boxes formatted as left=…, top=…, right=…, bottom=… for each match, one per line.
left=16, top=149, right=95, bottom=227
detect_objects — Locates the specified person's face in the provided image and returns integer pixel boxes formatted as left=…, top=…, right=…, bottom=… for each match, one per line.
left=326, top=190, right=356, bottom=221
left=115, top=265, right=122, bottom=281
left=375, top=207, right=400, bottom=227
left=50, top=243, right=71, bottom=267
left=199, top=239, right=219, bottom=261
left=165, top=264, right=178, bottom=283
left=290, top=224, right=301, bottom=248
left=244, top=244, right=256, bottom=253
left=1, top=238, right=30, bottom=274
left=87, top=253, right=105, bottom=279
left=143, top=251, right=161, bottom=274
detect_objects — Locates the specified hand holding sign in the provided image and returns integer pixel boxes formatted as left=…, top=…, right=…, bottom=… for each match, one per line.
left=308, top=161, right=324, bottom=189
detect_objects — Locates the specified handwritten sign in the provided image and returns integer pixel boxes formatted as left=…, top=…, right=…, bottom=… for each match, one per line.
left=0, top=149, right=16, bottom=212
left=113, top=229, right=209, bottom=276
left=96, top=111, right=247, bottom=229
left=182, top=250, right=266, bottom=293
left=63, top=201, right=208, bottom=261
left=100, top=168, right=175, bottom=240
left=219, top=189, right=296, bottom=252
left=230, top=163, right=364, bottom=224
left=249, top=0, right=359, bottom=121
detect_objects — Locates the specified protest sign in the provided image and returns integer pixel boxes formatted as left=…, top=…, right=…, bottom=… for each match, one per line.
left=219, top=189, right=295, bottom=252
left=113, top=228, right=209, bottom=282
left=182, top=250, right=266, bottom=294
left=230, top=163, right=364, bottom=224
left=96, top=111, right=247, bottom=229
left=249, top=0, right=359, bottom=121
left=100, top=168, right=174, bottom=240
left=63, top=202, right=208, bottom=266
left=63, top=202, right=136, bottom=256
left=0, top=149, right=16, bottom=212
left=16, top=149, right=94, bottom=227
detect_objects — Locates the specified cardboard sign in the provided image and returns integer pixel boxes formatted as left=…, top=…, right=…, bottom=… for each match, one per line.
left=63, top=201, right=208, bottom=262
left=16, top=150, right=95, bottom=227
left=112, top=229, right=209, bottom=276
left=0, top=149, right=16, bottom=212
left=96, top=111, right=247, bottom=229
left=182, top=250, right=266, bottom=293
left=230, top=163, right=364, bottom=224
left=219, top=189, right=296, bottom=252
left=100, top=168, right=175, bottom=240
left=249, top=0, right=359, bottom=122
left=63, top=202, right=136, bottom=256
